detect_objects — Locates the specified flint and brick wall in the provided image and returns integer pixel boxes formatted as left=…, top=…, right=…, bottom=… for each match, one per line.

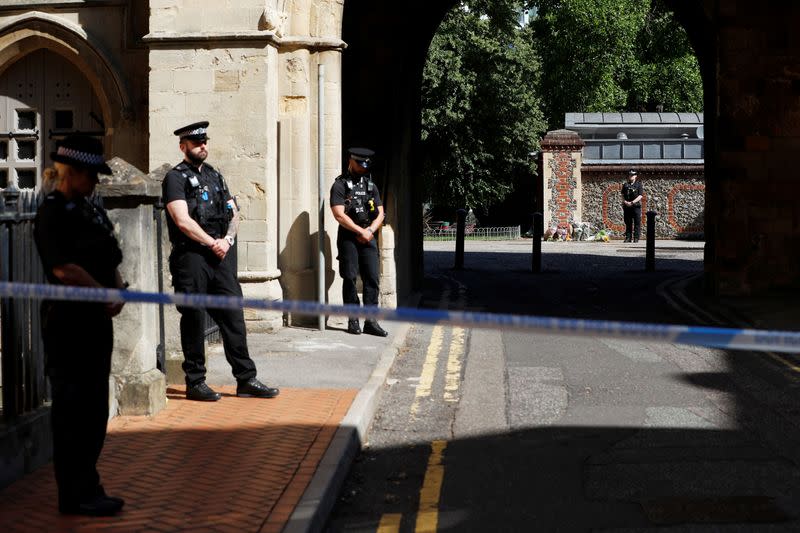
left=581, top=168, right=705, bottom=239
left=540, top=130, right=705, bottom=239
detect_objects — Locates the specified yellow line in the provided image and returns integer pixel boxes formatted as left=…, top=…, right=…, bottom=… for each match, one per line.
left=377, top=513, right=402, bottom=533
left=444, top=327, right=465, bottom=402
left=415, top=440, right=447, bottom=533
left=410, top=325, right=444, bottom=417
left=765, top=351, right=800, bottom=376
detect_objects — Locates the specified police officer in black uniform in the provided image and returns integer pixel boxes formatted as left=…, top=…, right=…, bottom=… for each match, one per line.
left=621, top=168, right=644, bottom=243
left=34, top=135, right=126, bottom=516
left=330, top=147, right=388, bottom=336
left=162, top=121, right=279, bottom=401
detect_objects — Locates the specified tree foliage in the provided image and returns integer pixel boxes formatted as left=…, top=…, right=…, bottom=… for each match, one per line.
left=420, top=0, right=703, bottom=216
left=532, top=0, right=703, bottom=127
left=420, top=1, right=547, bottom=212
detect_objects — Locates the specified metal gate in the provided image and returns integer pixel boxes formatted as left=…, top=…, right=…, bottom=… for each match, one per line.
left=0, top=186, right=46, bottom=421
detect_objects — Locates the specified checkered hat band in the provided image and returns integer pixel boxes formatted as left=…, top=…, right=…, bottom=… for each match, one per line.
left=57, top=146, right=105, bottom=165
left=182, top=127, right=206, bottom=136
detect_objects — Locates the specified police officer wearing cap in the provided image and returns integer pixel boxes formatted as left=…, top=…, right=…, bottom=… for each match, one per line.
left=330, top=147, right=388, bottom=336
left=622, top=168, right=643, bottom=243
left=34, top=135, right=127, bottom=516
left=162, top=121, right=279, bottom=401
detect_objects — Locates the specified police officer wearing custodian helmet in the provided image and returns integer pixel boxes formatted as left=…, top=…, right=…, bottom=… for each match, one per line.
left=163, top=121, right=279, bottom=401
left=34, top=135, right=126, bottom=515
left=330, top=148, right=388, bottom=336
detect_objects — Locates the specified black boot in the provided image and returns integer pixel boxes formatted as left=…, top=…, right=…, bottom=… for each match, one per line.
left=347, top=319, right=361, bottom=335
left=186, top=382, right=222, bottom=402
left=237, top=377, right=280, bottom=398
left=59, top=494, right=124, bottom=516
left=363, top=321, right=388, bottom=337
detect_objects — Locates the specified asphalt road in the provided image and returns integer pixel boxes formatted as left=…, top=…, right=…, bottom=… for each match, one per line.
left=326, top=240, right=800, bottom=532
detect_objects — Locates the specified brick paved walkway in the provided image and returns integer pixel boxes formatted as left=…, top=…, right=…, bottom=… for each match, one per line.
left=0, top=386, right=356, bottom=532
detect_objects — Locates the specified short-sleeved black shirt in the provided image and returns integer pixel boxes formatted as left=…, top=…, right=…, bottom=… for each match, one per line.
left=330, top=172, right=382, bottom=239
left=330, top=173, right=382, bottom=207
left=162, top=161, right=232, bottom=245
left=622, top=180, right=643, bottom=203
left=34, top=191, right=122, bottom=288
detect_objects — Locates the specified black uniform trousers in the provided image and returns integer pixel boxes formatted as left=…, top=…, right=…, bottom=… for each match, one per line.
left=169, top=244, right=257, bottom=387
left=42, top=302, right=113, bottom=507
left=338, top=234, right=380, bottom=310
left=623, top=205, right=642, bottom=240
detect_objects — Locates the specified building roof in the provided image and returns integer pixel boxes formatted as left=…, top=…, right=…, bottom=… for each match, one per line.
left=565, top=112, right=704, bottom=140
left=562, top=113, right=704, bottom=164
left=565, top=112, right=704, bottom=127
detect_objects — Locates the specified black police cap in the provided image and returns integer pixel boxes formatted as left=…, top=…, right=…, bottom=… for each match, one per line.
left=628, top=168, right=638, bottom=176
left=174, top=121, right=210, bottom=141
left=348, top=147, right=375, bottom=169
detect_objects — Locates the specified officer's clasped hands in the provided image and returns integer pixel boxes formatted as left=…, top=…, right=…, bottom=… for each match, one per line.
left=209, top=238, right=230, bottom=259
left=357, top=227, right=374, bottom=244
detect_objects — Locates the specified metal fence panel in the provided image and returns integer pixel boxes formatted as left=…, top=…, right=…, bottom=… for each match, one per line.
left=0, top=187, right=46, bottom=421
left=423, top=226, right=521, bottom=241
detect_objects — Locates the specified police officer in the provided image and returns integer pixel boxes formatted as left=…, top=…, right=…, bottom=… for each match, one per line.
left=34, top=135, right=126, bottom=516
left=330, top=147, right=388, bottom=336
left=163, top=121, right=279, bottom=401
left=621, top=168, right=643, bottom=243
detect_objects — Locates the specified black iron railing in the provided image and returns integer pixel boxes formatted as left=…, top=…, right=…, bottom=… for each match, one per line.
left=0, top=186, right=47, bottom=421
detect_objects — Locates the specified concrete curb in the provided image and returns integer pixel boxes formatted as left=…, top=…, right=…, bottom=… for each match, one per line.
left=282, top=321, right=412, bottom=533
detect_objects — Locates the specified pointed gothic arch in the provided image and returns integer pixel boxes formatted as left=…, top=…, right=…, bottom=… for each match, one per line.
left=0, top=11, right=132, bottom=137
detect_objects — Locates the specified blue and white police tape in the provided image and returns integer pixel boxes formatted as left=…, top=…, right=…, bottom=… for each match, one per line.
left=1, top=281, right=799, bottom=354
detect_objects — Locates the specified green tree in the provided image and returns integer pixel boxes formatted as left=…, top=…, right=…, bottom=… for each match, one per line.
left=629, top=0, right=703, bottom=112
left=421, top=1, right=547, bottom=212
left=531, top=0, right=702, bottom=128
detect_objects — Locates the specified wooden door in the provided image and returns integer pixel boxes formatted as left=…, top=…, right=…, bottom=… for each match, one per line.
left=0, top=49, right=104, bottom=190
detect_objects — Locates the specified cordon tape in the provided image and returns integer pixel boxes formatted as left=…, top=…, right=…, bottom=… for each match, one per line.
left=0, top=281, right=799, bottom=354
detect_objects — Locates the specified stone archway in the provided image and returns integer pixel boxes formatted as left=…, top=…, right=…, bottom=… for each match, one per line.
left=339, top=1, right=800, bottom=296
left=340, top=0, right=708, bottom=297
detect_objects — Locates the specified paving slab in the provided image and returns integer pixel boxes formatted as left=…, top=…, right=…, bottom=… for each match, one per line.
left=0, top=321, right=412, bottom=533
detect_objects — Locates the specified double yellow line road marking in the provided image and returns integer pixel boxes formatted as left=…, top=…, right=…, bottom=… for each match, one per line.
left=380, top=325, right=466, bottom=532
left=415, top=440, right=448, bottom=532
left=410, top=326, right=466, bottom=416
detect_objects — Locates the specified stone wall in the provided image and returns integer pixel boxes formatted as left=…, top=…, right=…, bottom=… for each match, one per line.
left=146, top=0, right=359, bottom=332
left=581, top=168, right=705, bottom=239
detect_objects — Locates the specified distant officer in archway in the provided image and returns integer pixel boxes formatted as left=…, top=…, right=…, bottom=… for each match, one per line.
left=330, top=147, right=388, bottom=336
left=163, top=121, right=279, bottom=401
left=622, top=168, right=643, bottom=243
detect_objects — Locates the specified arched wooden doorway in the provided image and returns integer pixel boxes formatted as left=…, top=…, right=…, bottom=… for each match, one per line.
left=0, top=49, right=103, bottom=190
